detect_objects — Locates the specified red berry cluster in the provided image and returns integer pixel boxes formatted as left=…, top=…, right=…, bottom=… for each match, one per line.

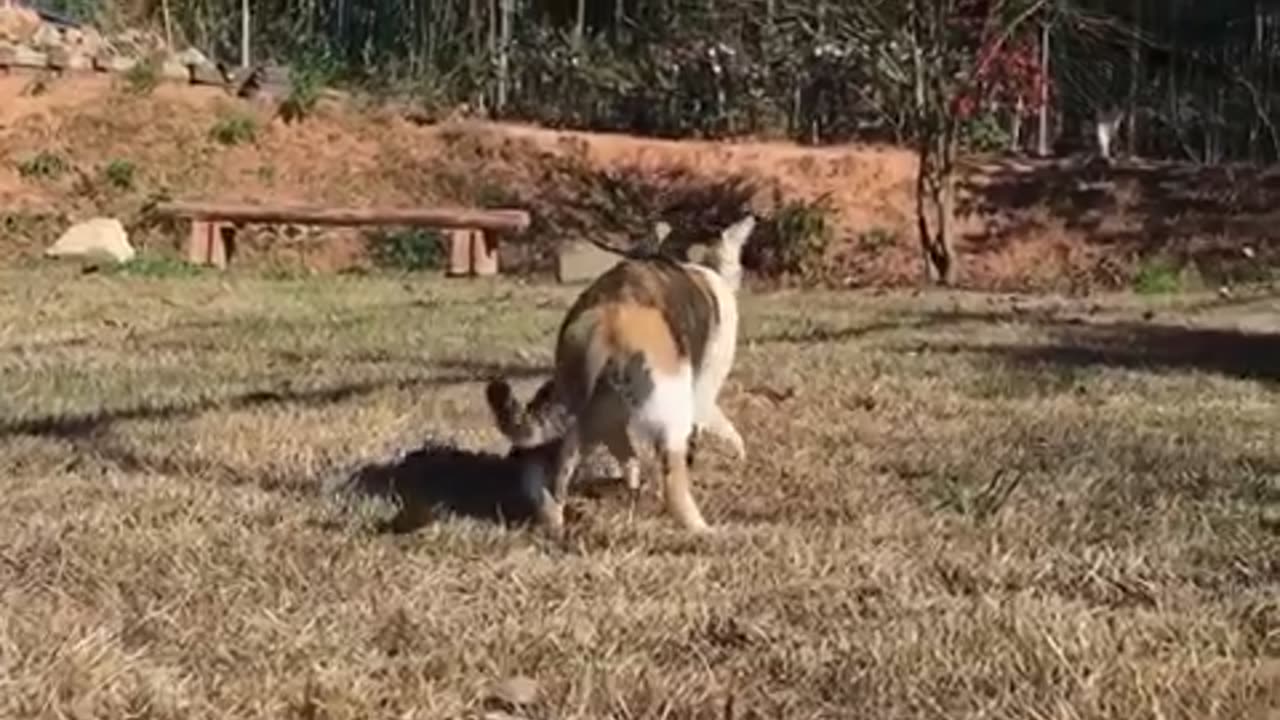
left=944, top=1, right=1050, bottom=120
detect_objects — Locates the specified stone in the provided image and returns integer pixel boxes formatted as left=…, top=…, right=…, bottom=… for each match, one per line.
left=63, top=26, right=104, bottom=57
left=112, top=28, right=164, bottom=57
left=0, top=42, right=47, bottom=68
left=30, top=23, right=62, bottom=50
left=92, top=53, right=136, bottom=73
left=556, top=239, right=621, bottom=284
left=174, top=46, right=211, bottom=68
left=46, top=217, right=135, bottom=264
left=0, top=6, right=40, bottom=43
left=188, top=60, right=227, bottom=86
left=176, top=47, right=226, bottom=86
left=46, top=46, right=91, bottom=71
left=158, top=57, right=190, bottom=81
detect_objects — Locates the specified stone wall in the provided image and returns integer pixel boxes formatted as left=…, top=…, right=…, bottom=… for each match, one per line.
left=0, top=4, right=233, bottom=87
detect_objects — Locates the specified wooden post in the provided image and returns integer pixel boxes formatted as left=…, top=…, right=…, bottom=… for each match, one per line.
left=186, top=219, right=212, bottom=264
left=209, top=223, right=230, bottom=268
left=447, top=228, right=473, bottom=276
left=471, top=230, right=499, bottom=276
left=186, top=219, right=230, bottom=268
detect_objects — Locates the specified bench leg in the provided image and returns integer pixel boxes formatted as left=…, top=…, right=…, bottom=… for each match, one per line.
left=186, top=220, right=232, bottom=269
left=446, top=228, right=474, bottom=277
left=186, top=219, right=212, bottom=265
left=209, top=223, right=232, bottom=269
left=445, top=228, right=499, bottom=277
left=471, top=229, right=499, bottom=277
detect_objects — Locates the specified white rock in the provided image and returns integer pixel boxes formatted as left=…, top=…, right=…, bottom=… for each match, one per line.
left=0, top=7, right=41, bottom=43
left=30, top=23, right=63, bottom=50
left=46, top=217, right=135, bottom=263
left=159, top=57, right=190, bottom=81
left=174, top=46, right=213, bottom=68
left=0, top=42, right=47, bottom=68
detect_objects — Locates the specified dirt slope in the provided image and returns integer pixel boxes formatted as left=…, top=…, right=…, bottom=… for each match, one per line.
left=1, top=73, right=1276, bottom=291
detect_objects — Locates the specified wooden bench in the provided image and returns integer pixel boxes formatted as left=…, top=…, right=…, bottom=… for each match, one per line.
left=153, top=201, right=532, bottom=275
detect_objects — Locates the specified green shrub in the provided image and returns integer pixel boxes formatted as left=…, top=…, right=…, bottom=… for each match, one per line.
left=754, top=194, right=836, bottom=280
left=279, top=46, right=341, bottom=123
left=959, top=109, right=1012, bottom=153
left=122, top=57, right=160, bottom=95
left=102, top=159, right=137, bottom=191
left=1133, top=255, right=1183, bottom=295
left=858, top=226, right=898, bottom=252
left=210, top=113, right=258, bottom=145
left=17, top=150, right=69, bottom=180
left=366, top=228, right=445, bottom=271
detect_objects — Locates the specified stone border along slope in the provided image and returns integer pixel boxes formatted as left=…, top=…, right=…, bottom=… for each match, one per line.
left=0, top=3, right=286, bottom=95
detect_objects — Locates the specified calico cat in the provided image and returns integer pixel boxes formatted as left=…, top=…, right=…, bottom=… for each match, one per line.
left=485, top=215, right=756, bottom=536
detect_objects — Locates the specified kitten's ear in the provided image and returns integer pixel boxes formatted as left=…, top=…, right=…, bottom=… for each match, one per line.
left=704, top=214, right=756, bottom=291
left=485, top=378, right=517, bottom=417
left=717, top=214, right=757, bottom=255
left=653, top=221, right=671, bottom=244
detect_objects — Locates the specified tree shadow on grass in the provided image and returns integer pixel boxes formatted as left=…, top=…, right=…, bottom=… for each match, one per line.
left=954, top=156, right=1280, bottom=287
left=0, top=359, right=548, bottom=441
left=917, top=310, right=1280, bottom=384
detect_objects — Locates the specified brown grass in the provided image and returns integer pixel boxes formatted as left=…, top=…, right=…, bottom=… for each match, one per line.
left=0, top=264, right=1277, bottom=720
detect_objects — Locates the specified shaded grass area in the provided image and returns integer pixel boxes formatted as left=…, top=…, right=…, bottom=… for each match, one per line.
left=0, top=267, right=1277, bottom=719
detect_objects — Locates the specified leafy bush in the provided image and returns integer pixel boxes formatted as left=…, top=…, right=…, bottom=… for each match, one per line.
left=280, top=46, right=342, bottom=123
left=122, top=56, right=161, bottom=95
left=101, top=159, right=137, bottom=191
left=210, top=113, right=258, bottom=145
left=500, top=17, right=898, bottom=144
left=858, top=226, right=898, bottom=252
left=749, top=194, right=836, bottom=280
left=366, top=228, right=446, bottom=271
left=958, top=109, right=1012, bottom=153
left=17, top=150, right=69, bottom=180
left=1133, top=255, right=1182, bottom=295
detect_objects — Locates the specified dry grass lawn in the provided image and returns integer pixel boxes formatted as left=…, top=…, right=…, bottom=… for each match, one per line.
left=1, top=264, right=1277, bottom=720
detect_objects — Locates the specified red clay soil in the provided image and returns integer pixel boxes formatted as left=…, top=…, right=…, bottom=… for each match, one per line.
left=1, top=72, right=1276, bottom=291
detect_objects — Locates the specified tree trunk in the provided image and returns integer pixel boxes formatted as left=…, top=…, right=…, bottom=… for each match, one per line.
left=496, top=0, right=512, bottom=112
left=161, top=0, right=173, bottom=49
left=1037, top=19, right=1050, bottom=156
left=1010, top=96, right=1024, bottom=153
left=908, top=0, right=956, bottom=286
left=240, top=0, right=251, bottom=68
left=1264, top=2, right=1274, bottom=162
left=1126, top=0, right=1141, bottom=157
left=574, top=0, right=585, bottom=48
left=915, top=129, right=957, bottom=286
